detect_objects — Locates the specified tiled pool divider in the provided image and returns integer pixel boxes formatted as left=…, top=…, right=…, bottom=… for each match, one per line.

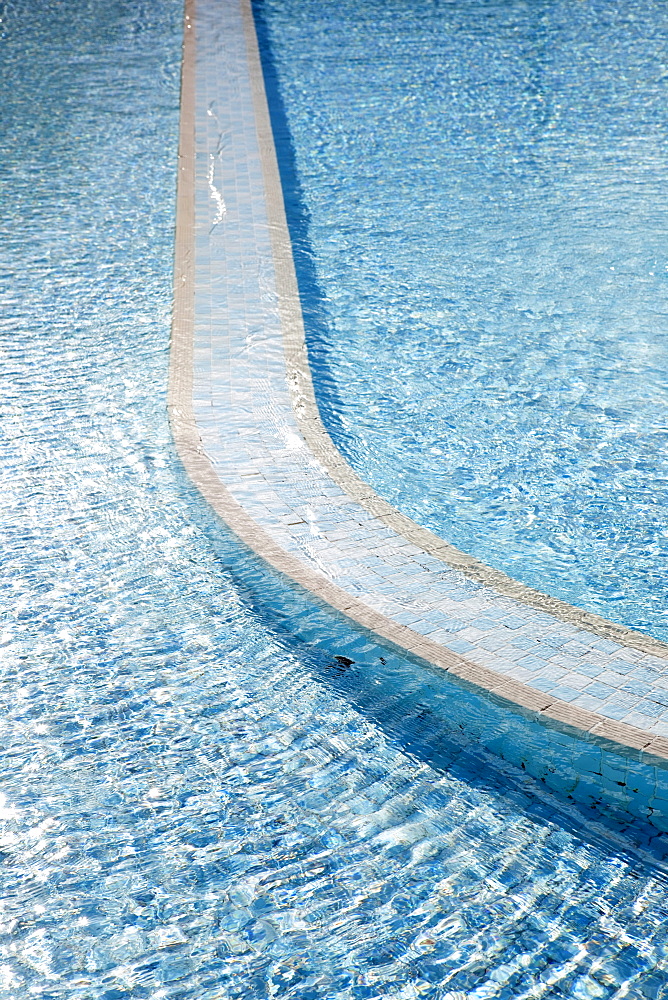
left=169, top=0, right=668, bottom=836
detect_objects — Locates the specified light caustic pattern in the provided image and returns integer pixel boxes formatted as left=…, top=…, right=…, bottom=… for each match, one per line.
left=2, top=0, right=668, bottom=998
left=255, top=0, right=668, bottom=642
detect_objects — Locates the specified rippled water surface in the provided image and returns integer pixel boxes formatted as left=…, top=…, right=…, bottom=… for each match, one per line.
left=254, top=0, right=668, bottom=641
left=4, top=0, right=668, bottom=997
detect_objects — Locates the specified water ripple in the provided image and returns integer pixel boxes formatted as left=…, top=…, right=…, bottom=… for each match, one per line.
left=2, top=0, right=668, bottom=996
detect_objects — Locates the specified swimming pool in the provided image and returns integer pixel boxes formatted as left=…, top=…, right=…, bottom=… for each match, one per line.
left=3, top=0, right=668, bottom=997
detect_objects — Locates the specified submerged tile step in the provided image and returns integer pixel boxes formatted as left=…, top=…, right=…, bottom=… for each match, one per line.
left=169, top=0, right=668, bottom=834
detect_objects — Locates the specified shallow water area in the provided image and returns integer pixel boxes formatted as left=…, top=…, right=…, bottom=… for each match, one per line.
left=4, top=0, right=668, bottom=998
left=254, top=0, right=668, bottom=642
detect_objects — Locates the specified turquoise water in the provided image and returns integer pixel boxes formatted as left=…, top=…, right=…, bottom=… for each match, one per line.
left=4, top=0, right=668, bottom=997
left=254, top=0, right=668, bottom=642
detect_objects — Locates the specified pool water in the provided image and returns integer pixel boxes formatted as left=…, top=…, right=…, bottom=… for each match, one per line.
left=3, top=0, right=668, bottom=997
left=253, top=0, right=668, bottom=642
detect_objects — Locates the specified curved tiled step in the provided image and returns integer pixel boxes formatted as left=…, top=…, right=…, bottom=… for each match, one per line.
left=169, top=0, right=668, bottom=829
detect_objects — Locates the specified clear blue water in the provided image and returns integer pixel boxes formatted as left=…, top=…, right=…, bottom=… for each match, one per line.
left=4, top=1, right=668, bottom=997
left=254, top=0, right=668, bottom=642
